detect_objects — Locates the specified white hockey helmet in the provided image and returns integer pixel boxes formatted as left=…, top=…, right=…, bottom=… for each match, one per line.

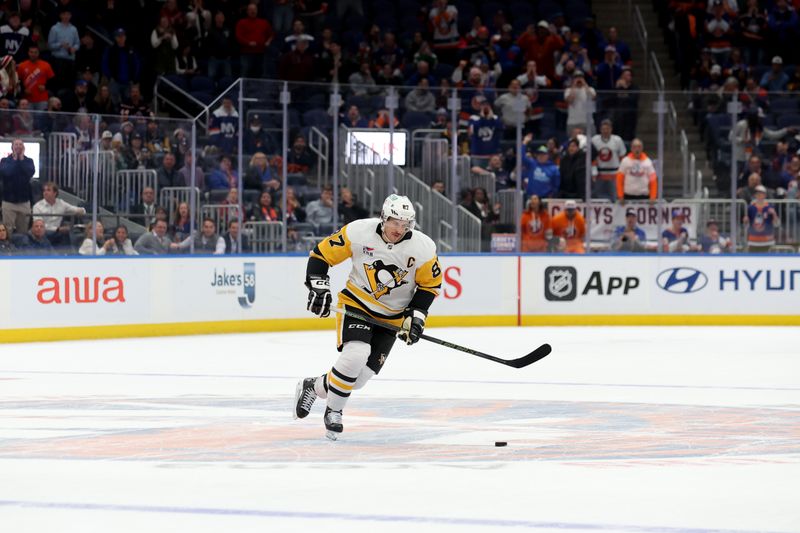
left=381, top=194, right=416, bottom=232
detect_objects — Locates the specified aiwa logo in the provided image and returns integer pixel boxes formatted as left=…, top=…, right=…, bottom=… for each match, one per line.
left=656, top=267, right=708, bottom=294
left=210, top=262, right=256, bottom=308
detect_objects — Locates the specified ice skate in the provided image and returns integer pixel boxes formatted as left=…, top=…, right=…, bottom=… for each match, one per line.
left=293, top=377, right=317, bottom=420
left=324, top=407, right=343, bottom=440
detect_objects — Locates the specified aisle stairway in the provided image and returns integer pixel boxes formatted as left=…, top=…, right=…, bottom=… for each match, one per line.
left=592, top=0, right=712, bottom=198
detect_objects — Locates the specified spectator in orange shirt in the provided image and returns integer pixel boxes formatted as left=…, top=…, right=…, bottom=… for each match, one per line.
left=615, top=138, right=657, bottom=203
left=550, top=199, right=586, bottom=253
left=517, top=21, right=564, bottom=80
left=16, top=45, right=54, bottom=110
left=520, top=195, right=551, bottom=252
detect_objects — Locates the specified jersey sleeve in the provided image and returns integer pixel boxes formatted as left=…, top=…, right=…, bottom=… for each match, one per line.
left=415, top=254, right=443, bottom=296
left=310, top=224, right=353, bottom=267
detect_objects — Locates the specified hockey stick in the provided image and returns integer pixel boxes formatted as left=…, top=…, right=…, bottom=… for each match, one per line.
left=330, top=306, right=551, bottom=369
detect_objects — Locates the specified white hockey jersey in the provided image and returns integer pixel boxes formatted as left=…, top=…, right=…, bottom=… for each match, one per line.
left=310, top=218, right=442, bottom=321
left=591, top=134, right=628, bottom=177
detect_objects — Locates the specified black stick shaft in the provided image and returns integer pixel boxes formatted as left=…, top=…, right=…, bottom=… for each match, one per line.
left=330, top=307, right=551, bottom=369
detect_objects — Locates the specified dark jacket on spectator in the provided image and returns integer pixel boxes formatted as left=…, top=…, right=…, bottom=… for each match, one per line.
left=102, top=44, right=141, bottom=85
left=339, top=201, right=369, bottom=225
left=21, top=232, right=54, bottom=255
left=157, top=167, right=185, bottom=189
left=0, top=155, right=35, bottom=203
left=223, top=231, right=251, bottom=254
left=559, top=150, right=587, bottom=199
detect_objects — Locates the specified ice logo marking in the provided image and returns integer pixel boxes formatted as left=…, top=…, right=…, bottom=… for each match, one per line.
left=238, top=262, right=256, bottom=308
left=657, top=267, right=708, bottom=294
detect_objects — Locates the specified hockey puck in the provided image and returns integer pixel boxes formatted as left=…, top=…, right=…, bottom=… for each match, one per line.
left=494, top=441, right=507, bottom=447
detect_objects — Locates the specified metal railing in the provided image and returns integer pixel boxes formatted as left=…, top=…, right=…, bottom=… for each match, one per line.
left=245, top=221, right=285, bottom=253
left=160, top=187, right=203, bottom=219
left=47, top=132, right=77, bottom=189
left=201, top=203, right=242, bottom=236
left=632, top=3, right=649, bottom=85
left=308, top=126, right=330, bottom=186
left=153, top=76, right=208, bottom=123
left=650, top=51, right=664, bottom=93
left=76, top=150, right=115, bottom=204
left=113, top=169, right=157, bottom=214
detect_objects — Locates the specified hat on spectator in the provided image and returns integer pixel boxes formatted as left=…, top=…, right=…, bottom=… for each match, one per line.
left=573, top=69, right=585, bottom=77
left=625, top=210, right=636, bottom=218
left=537, top=20, right=549, bottom=29
left=755, top=185, right=767, bottom=193
left=536, top=145, right=548, bottom=154
left=560, top=26, right=571, bottom=36
left=132, top=132, right=142, bottom=140
left=121, top=121, right=133, bottom=129
left=564, top=200, right=577, bottom=210
left=75, top=79, right=88, bottom=86
left=436, top=107, right=447, bottom=115
left=112, top=132, right=123, bottom=143
left=712, top=0, right=723, bottom=6
left=772, top=56, right=783, bottom=65
left=710, top=65, right=722, bottom=75
left=114, top=28, right=125, bottom=36
left=101, top=130, right=112, bottom=139
left=605, top=45, right=616, bottom=53
left=706, top=218, right=719, bottom=227
left=671, top=208, right=686, bottom=219
left=501, top=24, right=513, bottom=33
left=250, top=114, right=261, bottom=123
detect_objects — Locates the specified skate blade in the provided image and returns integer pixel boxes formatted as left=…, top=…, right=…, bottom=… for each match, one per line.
left=325, top=430, right=339, bottom=441
left=292, top=380, right=301, bottom=420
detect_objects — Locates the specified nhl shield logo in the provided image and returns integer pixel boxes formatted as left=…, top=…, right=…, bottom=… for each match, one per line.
left=544, top=266, right=577, bottom=301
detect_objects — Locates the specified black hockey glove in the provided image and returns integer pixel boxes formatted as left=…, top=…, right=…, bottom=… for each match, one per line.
left=306, top=275, right=332, bottom=318
left=397, top=308, right=426, bottom=345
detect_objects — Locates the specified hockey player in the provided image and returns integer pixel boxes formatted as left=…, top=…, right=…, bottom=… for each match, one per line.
left=294, top=194, right=442, bottom=440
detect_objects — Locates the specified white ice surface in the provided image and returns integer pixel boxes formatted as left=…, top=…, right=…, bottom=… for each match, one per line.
left=1, top=326, right=799, bottom=532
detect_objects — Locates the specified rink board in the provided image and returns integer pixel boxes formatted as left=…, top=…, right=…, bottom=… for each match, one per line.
left=0, top=254, right=798, bottom=342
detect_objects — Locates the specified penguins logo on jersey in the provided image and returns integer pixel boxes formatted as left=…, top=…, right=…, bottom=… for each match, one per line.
left=363, top=260, right=408, bottom=299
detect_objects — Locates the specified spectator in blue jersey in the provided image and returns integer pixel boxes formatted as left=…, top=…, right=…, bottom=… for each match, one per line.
left=209, top=96, right=239, bottom=155
left=101, top=28, right=141, bottom=101
left=743, top=185, right=779, bottom=253
left=206, top=155, right=238, bottom=191
left=469, top=99, right=504, bottom=159
left=606, top=27, right=631, bottom=65
left=493, top=24, right=521, bottom=87
left=595, top=45, right=623, bottom=91
left=612, top=210, right=647, bottom=252
left=698, top=219, right=733, bottom=254
left=522, top=145, right=560, bottom=199
left=342, top=105, right=368, bottom=128
left=0, top=12, right=29, bottom=62
left=662, top=209, right=699, bottom=253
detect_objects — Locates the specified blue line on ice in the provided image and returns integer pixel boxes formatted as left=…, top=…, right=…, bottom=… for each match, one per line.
left=0, top=499, right=780, bottom=533
left=2, top=370, right=799, bottom=392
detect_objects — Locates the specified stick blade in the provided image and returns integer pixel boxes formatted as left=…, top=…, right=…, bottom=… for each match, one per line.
left=506, top=343, right=552, bottom=369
